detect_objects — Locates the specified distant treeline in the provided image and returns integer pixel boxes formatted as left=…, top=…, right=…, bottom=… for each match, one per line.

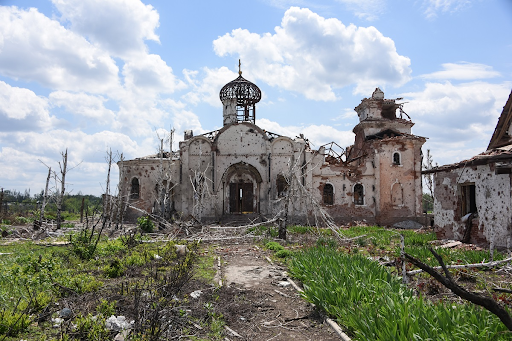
left=1, top=189, right=102, bottom=216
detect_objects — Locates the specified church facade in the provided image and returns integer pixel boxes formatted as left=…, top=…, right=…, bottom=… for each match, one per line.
left=118, top=71, right=426, bottom=226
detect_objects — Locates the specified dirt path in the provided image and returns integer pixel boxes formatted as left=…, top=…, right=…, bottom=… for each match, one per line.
left=210, top=241, right=340, bottom=341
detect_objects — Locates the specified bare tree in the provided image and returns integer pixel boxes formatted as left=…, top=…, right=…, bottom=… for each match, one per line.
left=55, top=149, right=68, bottom=229
left=36, top=167, right=52, bottom=229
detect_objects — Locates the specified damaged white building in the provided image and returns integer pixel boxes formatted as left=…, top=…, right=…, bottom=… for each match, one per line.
left=424, top=90, right=512, bottom=249
left=118, top=69, right=426, bottom=226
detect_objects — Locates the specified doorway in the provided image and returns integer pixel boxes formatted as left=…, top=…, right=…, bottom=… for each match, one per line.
left=229, top=182, right=254, bottom=213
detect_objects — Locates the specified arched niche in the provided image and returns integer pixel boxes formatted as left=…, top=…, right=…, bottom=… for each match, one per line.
left=391, top=182, right=403, bottom=206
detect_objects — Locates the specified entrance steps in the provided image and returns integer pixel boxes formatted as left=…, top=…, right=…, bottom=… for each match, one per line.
left=218, top=213, right=263, bottom=227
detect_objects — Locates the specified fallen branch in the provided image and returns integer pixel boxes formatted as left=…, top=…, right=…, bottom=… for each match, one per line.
left=407, top=256, right=512, bottom=275
left=404, top=248, right=512, bottom=331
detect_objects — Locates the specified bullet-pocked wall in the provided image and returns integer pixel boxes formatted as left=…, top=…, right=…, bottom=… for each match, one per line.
left=118, top=82, right=426, bottom=226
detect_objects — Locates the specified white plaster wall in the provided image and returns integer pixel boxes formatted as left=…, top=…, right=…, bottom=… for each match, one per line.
left=434, top=164, right=512, bottom=247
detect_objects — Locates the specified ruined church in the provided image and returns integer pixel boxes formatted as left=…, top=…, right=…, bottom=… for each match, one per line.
left=118, top=68, right=426, bottom=226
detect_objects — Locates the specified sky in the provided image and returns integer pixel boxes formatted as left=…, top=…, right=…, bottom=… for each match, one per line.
left=0, top=0, right=511, bottom=196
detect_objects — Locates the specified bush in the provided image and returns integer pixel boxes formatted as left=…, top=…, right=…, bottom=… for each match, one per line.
left=0, top=309, right=30, bottom=336
left=265, top=241, right=284, bottom=251
left=137, top=216, right=154, bottom=233
left=103, top=259, right=124, bottom=278
left=70, top=230, right=97, bottom=260
left=275, top=249, right=293, bottom=258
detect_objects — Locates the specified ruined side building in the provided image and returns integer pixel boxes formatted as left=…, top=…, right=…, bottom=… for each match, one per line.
left=118, top=71, right=426, bottom=226
left=424, top=90, right=512, bottom=249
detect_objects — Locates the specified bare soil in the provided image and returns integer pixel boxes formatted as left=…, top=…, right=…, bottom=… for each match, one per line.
left=213, top=241, right=339, bottom=340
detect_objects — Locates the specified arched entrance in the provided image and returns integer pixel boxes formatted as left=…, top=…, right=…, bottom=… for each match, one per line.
left=222, top=162, right=262, bottom=214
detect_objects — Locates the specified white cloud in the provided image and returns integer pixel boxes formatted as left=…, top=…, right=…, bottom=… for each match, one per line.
left=0, top=6, right=120, bottom=93
left=0, top=81, right=56, bottom=131
left=182, top=67, right=238, bottom=107
left=52, top=0, right=160, bottom=59
left=335, top=0, right=386, bottom=21
left=402, top=81, right=512, bottom=145
left=49, top=91, right=115, bottom=125
left=122, top=54, right=186, bottom=95
left=421, top=62, right=501, bottom=80
left=422, top=0, right=471, bottom=19
left=257, top=118, right=355, bottom=148
left=213, top=7, right=411, bottom=100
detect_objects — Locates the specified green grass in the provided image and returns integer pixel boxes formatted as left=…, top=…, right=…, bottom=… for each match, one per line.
left=290, top=245, right=511, bottom=340
left=0, top=236, right=203, bottom=339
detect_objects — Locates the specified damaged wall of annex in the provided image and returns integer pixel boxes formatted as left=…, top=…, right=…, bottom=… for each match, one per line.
left=425, top=90, right=512, bottom=249
left=118, top=68, right=426, bottom=226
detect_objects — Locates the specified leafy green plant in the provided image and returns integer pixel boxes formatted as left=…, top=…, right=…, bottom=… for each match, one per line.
left=138, top=215, right=154, bottom=233
left=72, top=314, right=111, bottom=340
left=103, top=259, right=124, bottom=278
left=275, top=249, right=293, bottom=258
left=0, top=308, right=31, bottom=336
left=288, top=225, right=313, bottom=234
left=265, top=241, right=284, bottom=251
left=70, top=229, right=98, bottom=260
left=290, top=246, right=510, bottom=340
left=97, top=299, right=117, bottom=316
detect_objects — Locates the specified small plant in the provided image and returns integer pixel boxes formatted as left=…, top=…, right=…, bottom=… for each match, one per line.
left=97, top=299, right=117, bottom=316
left=70, top=229, right=97, bottom=260
left=103, top=259, right=124, bottom=278
left=265, top=241, right=284, bottom=251
left=137, top=216, right=154, bottom=233
left=72, top=314, right=110, bottom=340
left=0, top=308, right=30, bottom=336
left=316, top=237, right=337, bottom=248
left=275, top=249, right=293, bottom=258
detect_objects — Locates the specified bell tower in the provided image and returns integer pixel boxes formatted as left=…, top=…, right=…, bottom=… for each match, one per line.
left=219, top=60, right=262, bottom=126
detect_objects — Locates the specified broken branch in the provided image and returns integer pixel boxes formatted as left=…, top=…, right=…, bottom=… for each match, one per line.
left=404, top=248, right=512, bottom=331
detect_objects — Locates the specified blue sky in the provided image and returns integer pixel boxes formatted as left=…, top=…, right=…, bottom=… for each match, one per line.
left=0, top=0, right=511, bottom=196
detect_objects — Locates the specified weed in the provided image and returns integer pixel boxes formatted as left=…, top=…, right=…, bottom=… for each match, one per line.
left=103, top=259, right=125, bottom=278
left=97, top=299, right=117, bottom=316
left=265, top=241, right=284, bottom=251
left=138, top=215, right=154, bottom=233
left=316, top=237, right=337, bottom=248
left=275, top=249, right=293, bottom=258
left=288, top=225, right=313, bottom=234
left=0, top=308, right=30, bottom=336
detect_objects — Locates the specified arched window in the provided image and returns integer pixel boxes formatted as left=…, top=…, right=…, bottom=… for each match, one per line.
left=130, top=178, right=140, bottom=199
left=276, top=174, right=288, bottom=197
left=323, top=183, right=334, bottom=205
left=393, top=152, right=401, bottom=165
left=354, top=184, right=364, bottom=205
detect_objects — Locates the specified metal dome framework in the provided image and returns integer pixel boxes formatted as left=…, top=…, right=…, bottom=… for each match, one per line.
left=219, top=75, right=261, bottom=124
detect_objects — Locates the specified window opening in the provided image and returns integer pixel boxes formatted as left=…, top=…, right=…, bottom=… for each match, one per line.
left=276, top=174, right=288, bottom=197
left=460, top=183, right=477, bottom=215
left=130, top=178, right=140, bottom=199
left=323, top=183, right=334, bottom=205
left=354, top=184, right=364, bottom=205
left=393, top=152, right=401, bottom=165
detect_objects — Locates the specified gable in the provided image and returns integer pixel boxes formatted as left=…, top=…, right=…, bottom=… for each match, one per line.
left=487, top=90, right=512, bottom=150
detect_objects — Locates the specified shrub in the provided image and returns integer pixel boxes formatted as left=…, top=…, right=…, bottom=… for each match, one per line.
left=265, top=241, right=284, bottom=251
left=103, top=259, right=124, bottom=278
left=275, top=249, right=293, bottom=258
left=70, top=230, right=97, bottom=260
left=0, top=309, right=30, bottom=336
left=137, top=216, right=154, bottom=233
left=97, top=299, right=117, bottom=316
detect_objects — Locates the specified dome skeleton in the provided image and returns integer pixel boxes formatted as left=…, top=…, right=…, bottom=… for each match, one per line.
left=219, top=60, right=261, bottom=123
